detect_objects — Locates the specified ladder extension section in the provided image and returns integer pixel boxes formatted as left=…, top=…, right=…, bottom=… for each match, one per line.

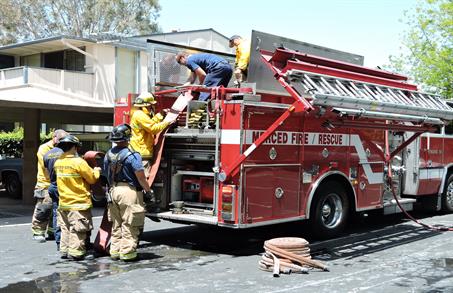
left=262, top=48, right=453, bottom=121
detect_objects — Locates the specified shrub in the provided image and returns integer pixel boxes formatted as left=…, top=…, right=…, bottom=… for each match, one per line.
left=0, top=127, right=53, bottom=158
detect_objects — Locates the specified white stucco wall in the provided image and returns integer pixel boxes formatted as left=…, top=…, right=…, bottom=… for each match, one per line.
left=86, top=44, right=115, bottom=104
left=140, top=50, right=148, bottom=93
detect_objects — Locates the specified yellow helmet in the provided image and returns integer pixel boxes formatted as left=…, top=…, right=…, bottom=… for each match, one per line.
left=134, top=92, right=157, bottom=107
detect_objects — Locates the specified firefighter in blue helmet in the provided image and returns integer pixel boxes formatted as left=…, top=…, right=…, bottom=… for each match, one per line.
left=104, top=123, right=156, bottom=261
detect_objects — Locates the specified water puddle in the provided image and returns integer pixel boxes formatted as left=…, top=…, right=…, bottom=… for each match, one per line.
left=0, top=245, right=213, bottom=293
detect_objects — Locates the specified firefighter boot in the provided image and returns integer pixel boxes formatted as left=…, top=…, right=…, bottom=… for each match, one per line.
left=33, top=235, right=46, bottom=243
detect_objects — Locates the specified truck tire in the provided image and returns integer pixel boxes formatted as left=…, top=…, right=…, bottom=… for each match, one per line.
left=441, top=174, right=453, bottom=212
left=4, top=173, right=22, bottom=198
left=310, top=181, right=349, bottom=239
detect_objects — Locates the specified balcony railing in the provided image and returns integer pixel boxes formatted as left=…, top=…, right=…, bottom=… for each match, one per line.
left=0, top=66, right=94, bottom=98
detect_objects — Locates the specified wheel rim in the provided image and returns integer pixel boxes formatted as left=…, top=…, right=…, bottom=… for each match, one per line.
left=320, top=193, right=343, bottom=228
left=6, top=178, right=19, bottom=195
left=446, top=181, right=453, bottom=208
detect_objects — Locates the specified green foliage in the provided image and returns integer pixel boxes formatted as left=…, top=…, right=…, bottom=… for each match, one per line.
left=387, top=0, right=453, bottom=98
left=0, top=0, right=161, bottom=45
left=0, top=127, right=53, bottom=158
left=0, top=128, right=24, bottom=158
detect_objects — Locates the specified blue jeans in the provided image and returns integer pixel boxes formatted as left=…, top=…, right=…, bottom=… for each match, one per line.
left=48, top=184, right=61, bottom=248
left=199, top=63, right=233, bottom=101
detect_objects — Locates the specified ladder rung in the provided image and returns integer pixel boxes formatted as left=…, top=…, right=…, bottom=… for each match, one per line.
left=388, top=88, right=414, bottom=106
left=320, top=77, right=340, bottom=95
left=335, top=80, right=354, bottom=97
left=304, top=74, right=325, bottom=94
left=363, top=85, right=382, bottom=101
left=348, top=82, right=369, bottom=100
left=376, top=87, right=396, bottom=104
left=424, top=93, right=446, bottom=110
left=410, top=92, right=431, bottom=108
left=416, top=92, right=437, bottom=109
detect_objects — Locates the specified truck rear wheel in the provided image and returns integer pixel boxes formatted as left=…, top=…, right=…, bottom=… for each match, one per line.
left=310, top=181, right=349, bottom=239
left=4, top=173, right=22, bottom=198
left=441, top=174, right=453, bottom=212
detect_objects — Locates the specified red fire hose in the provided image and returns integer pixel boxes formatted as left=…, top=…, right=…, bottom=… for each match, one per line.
left=386, top=164, right=453, bottom=232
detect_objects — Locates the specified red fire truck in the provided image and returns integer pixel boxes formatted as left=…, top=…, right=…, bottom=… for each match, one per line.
left=115, top=31, right=453, bottom=239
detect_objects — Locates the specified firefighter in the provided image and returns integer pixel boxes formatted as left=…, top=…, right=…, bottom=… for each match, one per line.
left=130, top=92, right=170, bottom=177
left=31, top=129, right=67, bottom=242
left=43, top=131, right=68, bottom=250
left=228, top=35, right=251, bottom=85
left=54, top=135, right=101, bottom=260
left=104, top=124, right=155, bottom=261
left=175, top=52, right=233, bottom=101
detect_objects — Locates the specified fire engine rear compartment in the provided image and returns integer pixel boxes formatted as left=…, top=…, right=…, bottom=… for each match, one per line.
left=150, top=97, right=304, bottom=227
left=151, top=100, right=219, bottom=225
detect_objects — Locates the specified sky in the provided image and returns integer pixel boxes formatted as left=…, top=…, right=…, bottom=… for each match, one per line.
left=156, top=0, right=418, bottom=67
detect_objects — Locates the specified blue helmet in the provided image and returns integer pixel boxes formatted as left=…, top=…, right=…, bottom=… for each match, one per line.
left=107, top=124, right=132, bottom=142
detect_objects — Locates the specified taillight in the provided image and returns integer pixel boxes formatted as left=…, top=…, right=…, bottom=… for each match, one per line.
left=221, top=185, right=236, bottom=221
left=222, top=185, right=234, bottom=194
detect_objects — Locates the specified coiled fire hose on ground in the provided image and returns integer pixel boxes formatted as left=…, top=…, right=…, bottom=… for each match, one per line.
left=259, top=237, right=329, bottom=277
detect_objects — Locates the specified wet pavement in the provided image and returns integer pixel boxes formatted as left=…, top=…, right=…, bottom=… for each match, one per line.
left=1, top=193, right=453, bottom=292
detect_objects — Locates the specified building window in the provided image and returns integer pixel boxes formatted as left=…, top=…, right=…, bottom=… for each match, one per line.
left=65, top=49, right=85, bottom=71
left=0, top=54, right=15, bottom=69
left=42, top=48, right=85, bottom=71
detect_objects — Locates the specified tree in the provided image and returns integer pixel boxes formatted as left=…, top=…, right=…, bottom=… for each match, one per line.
left=0, top=0, right=161, bottom=45
left=388, top=0, right=452, bottom=98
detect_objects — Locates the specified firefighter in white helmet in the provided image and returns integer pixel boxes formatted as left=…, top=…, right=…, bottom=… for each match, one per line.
left=31, top=129, right=68, bottom=242
left=130, top=92, right=170, bottom=177
left=104, top=124, right=155, bottom=261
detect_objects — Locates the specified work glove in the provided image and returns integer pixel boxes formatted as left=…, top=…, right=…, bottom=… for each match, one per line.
left=143, top=190, right=160, bottom=205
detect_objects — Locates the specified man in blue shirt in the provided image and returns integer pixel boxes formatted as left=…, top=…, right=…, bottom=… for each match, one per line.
left=104, top=123, right=155, bottom=262
left=43, top=131, right=68, bottom=251
left=176, top=52, right=233, bottom=101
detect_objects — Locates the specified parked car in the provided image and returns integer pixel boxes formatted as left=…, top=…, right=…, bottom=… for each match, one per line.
left=0, top=158, right=23, bottom=198
left=0, top=156, right=107, bottom=206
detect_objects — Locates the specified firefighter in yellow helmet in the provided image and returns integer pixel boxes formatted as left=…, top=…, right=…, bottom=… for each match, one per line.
left=54, top=135, right=101, bottom=260
left=130, top=92, right=171, bottom=176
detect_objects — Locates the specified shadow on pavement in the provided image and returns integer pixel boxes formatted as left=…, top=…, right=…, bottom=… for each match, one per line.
left=140, top=211, right=443, bottom=259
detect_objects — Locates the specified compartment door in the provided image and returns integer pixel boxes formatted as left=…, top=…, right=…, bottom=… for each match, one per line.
left=243, top=165, right=300, bottom=224
left=403, top=133, right=420, bottom=195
